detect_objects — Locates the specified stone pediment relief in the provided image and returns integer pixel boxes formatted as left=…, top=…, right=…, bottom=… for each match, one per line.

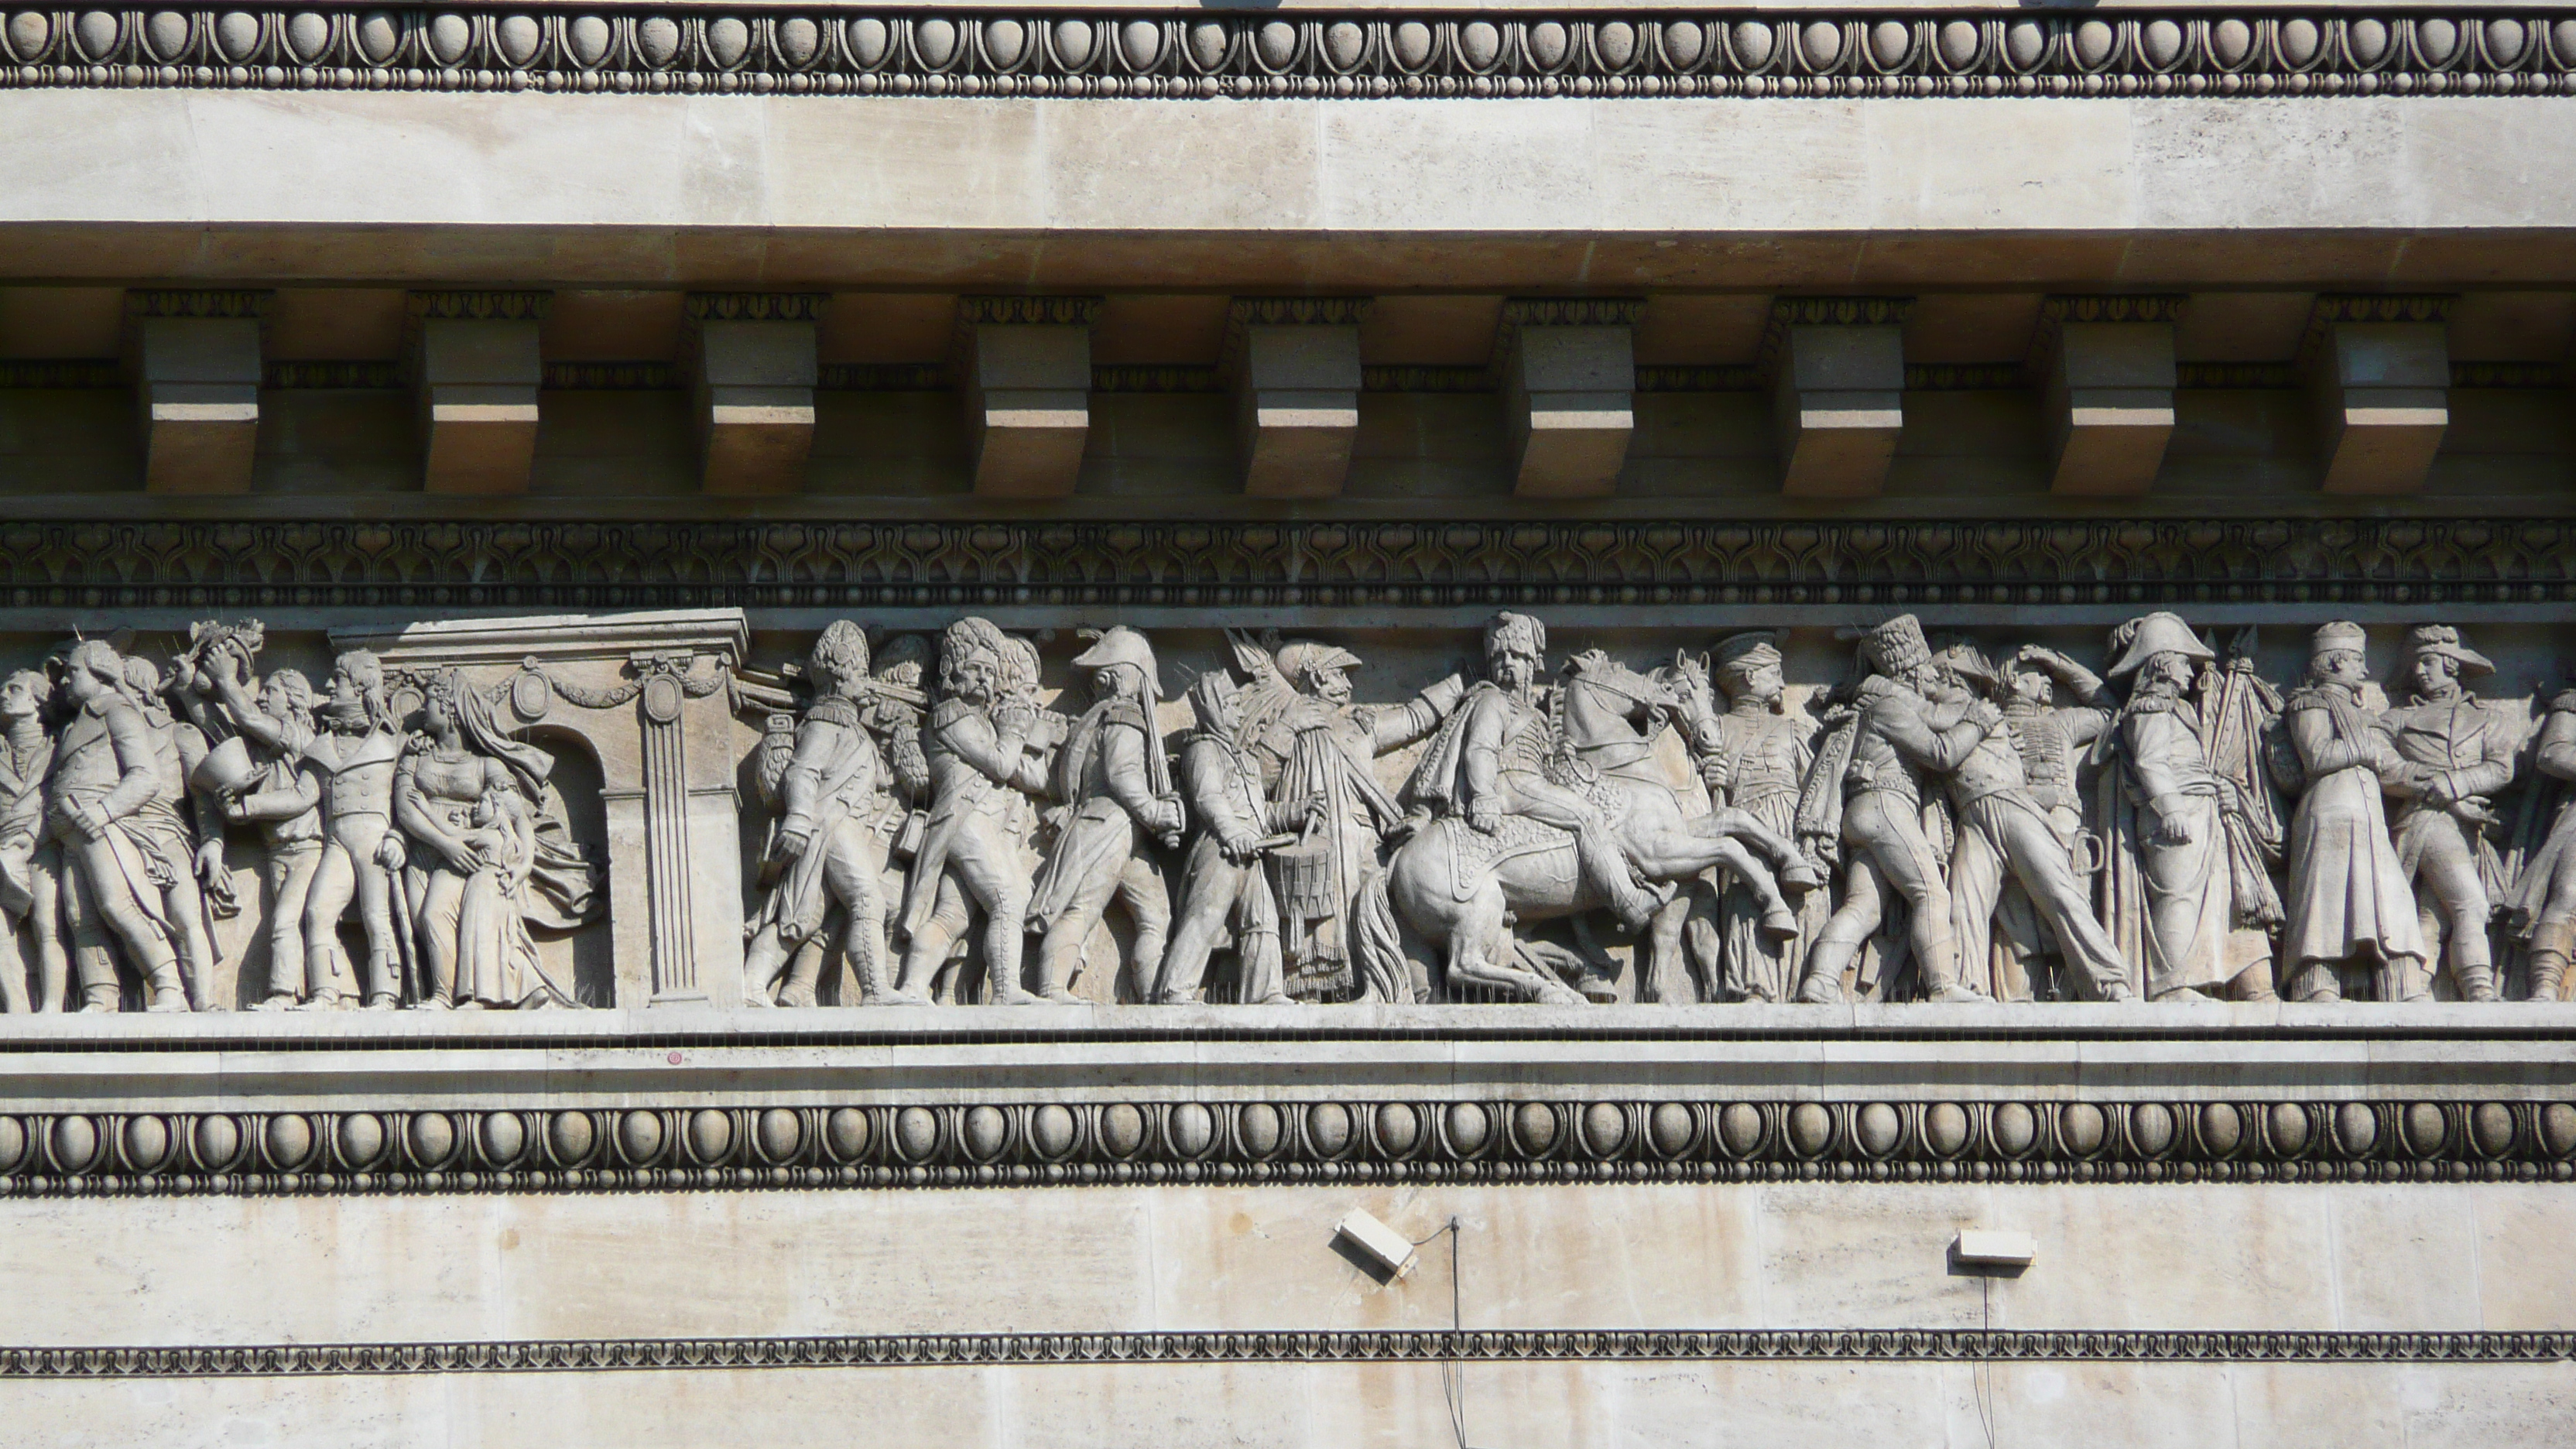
left=2, top=605, right=2572, bottom=1020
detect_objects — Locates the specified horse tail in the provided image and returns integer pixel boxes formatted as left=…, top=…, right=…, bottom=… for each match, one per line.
left=1351, top=868, right=1416, bottom=1004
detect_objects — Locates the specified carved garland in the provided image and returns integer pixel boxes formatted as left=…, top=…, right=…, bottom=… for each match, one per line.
left=3, top=9, right=2574, bottom=97
left=4, top=1097, right=2572, bottom=1195
left=2, top=1328, right=2569, bottom=1377
left=0, top=519, right=2566, bottom=611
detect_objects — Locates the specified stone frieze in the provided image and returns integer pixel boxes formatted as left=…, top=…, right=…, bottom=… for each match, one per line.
left=2, top=8, right=2572, bottom=98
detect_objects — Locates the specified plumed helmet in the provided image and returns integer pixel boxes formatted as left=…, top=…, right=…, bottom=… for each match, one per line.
left=809, top=620, right=871, bottom=690
left=1855, top=615, right=1931, bottom=677
left=1276, top=640, right=1363, bottom=688
left=2104, top=611, right=2215, bottom=679
left=1484, top=611, right=1547, bottom=661
left=2402, top=623, right=2493, bottom=679
left=1073, top=625, right=1159, bottom=680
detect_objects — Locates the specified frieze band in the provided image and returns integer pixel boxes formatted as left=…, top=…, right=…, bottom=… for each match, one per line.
left=3, top=1328, right=2569, bottom=1379
left=1, top=1098, right=2571, bottom=1194
left=0, top=518, right=2566, bottom=611
left=5, top=9, right=2575, bottom=98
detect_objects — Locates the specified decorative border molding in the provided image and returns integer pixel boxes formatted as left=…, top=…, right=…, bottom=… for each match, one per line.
left=405, top=289, right=552, bottom=323
left=683, top=291, right=827, bottom=323
left=0, top=1098, right=2568, bottom=1197
left=0, top=517, right=2564, bottom=611
left=957, top=294, right=1103, bottom=327
left=5, top=10, right=2574, bottom=98
left=123, top=288, right=272, bottom=320
left=3, top=1327, right=2567, bottom=1378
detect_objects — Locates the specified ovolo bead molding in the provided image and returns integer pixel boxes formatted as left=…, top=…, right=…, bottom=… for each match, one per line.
left=4, top=1097, right=2572, bottom=1195
left=3, top=8, right=2574, bottom=97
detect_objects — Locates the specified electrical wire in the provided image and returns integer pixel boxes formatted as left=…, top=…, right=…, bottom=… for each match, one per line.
left=1410, top=1218, right=1471, bottom=1449
left=1975, top=1273, right=2000, bottom=1449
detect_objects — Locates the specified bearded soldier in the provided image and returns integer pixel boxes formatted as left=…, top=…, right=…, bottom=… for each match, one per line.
left=2099, top=612, right=2279, bottom=1002
left=44, top=641, right=189, bottom=1012
left=2377, top=625, right=2515, bottom=1002
left=1156, top=671, right=1314, bottom=1005
left=1410, top=612, right=1660, bottom=932
left=1932, top=640, right=2136, bottom=1003
left=892, top=618, right=1060, bottom=1005
left=1028, top=627, right=1184, bottom=1003
left=1795, top=615, right=1991, bottom=1005
left=742, top=622, right=896, bottom=1008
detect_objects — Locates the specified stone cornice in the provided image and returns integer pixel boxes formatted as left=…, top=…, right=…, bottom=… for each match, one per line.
left=2, top=1329, right=2567, bottom=1377
left=0, top=516, right=2564, bottom=611
left=3, top=9, right=2571, bottom=96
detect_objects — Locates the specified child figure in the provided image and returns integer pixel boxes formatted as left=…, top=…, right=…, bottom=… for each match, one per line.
left=451, top=784, right=543, bottom=1009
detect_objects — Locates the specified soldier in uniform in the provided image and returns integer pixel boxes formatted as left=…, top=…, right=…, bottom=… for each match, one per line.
left=1410, top=611, right=1661, bottom=932
left=2511, top=684, right=2576, bottom=1000
left=298, top=649, right=412, bottom=1010
left=1794, top=615, right=1991, bottom=1004
left=892, top=618, right=1059, bottom=1006
left=1155, top=671, right=1315, bottom=1005
left=43, top=640, right=189, bottom=1012
left=1028, top=627, right=1185, bottom=1004
left=1933, top=640, right=2136, bottom=1003
left=2376, top=625, right=2515, bottom=1001
left=742, top=622, right=896, bottom=1007
left=126, top=653, right=228, bottom=1009
left=0, top=668, right=65, bottom=1012
left=199, top=653, right=332, bottom=1011
left=1687, top=632, right=1824, bottom=1002
left=2280, top=622, right=2424, bottom=1002
left=1970, top=644, right=2115, bottom=999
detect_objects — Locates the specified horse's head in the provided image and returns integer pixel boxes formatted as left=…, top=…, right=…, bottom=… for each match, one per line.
left=1659, top=649, right=1717, bottom=718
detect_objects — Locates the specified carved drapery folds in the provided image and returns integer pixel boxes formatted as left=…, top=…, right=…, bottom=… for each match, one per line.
left=3, top=605, right=2574, bottom=1015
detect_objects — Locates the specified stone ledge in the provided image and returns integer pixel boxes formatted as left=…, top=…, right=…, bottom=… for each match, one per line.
left=3, top=9, right=2571, bottom=98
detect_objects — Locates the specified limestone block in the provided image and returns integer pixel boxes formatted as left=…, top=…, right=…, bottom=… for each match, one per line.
left=1764, top=300, right=1910, bottom=498
left=687, top=294, right=823, bottom=496
left=408, top=291, right=549, bottom=495
left=2039, top=298, right=2182, bottom=496
left=1499, top=300, right=1639, bottom=498
left=2303, top=298, right=2454, bottom=495
left=1225, top=300, right=1365, bottom=498
left=123, top=290, right=269, bottom=495
left=958, top=296, right=1100, bottom=498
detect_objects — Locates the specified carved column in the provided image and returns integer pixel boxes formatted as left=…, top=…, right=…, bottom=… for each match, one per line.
left=124, top=289, right=269, bottom=495
left=407, top=290, right=549, bottom=495
left=1498, top=298, right=1639, bottom=498
left=957, top=296, right=1100, bottom=498
left=1225, top=297, right=1367, bottom=498
left=2302, top=295, right=2454, bottom=495
left=632, top=653, right=704, bottom=1005
left=1764, top=297, right=1911, bottom=498
left=687, top=292, right=822, bottom=496
left=2035, top=295, right=2182, bottom=496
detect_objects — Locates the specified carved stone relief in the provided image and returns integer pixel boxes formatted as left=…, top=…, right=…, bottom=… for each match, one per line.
left=2, top=606, right=2573, bottom=1013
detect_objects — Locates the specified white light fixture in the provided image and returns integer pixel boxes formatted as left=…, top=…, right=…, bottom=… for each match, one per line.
left=1953, top=1230, right=2036, bottom=1269
left=1334, top=1208, right=1419, bottom=1279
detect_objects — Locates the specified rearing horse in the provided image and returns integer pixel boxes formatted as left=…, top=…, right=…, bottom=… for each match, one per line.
left=1382, top=651, right=1817, bottom=1004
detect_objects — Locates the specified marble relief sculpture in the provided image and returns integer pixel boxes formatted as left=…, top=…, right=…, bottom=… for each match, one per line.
left=5, top=606, right=2575, bottom=1014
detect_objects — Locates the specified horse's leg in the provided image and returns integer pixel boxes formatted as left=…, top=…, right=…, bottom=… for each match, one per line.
left=1710, top=838, right=1800, bottom=939
left=1687, top=807, right=1823, bottom=891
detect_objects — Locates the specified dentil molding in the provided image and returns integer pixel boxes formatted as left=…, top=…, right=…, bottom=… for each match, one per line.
left=2, top=9, right=2573, bottom=98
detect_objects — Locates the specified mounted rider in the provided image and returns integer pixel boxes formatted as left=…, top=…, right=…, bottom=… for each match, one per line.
left=1410, top=611, right=1662, bottom=931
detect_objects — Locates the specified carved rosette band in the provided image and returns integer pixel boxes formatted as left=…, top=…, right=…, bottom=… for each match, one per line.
left=1, top=1328, right=2568, bottom=1378
left=3, top=9, right=2574, bottom=98
left=0, top=519, right=2567, bottom=611
left=3, top=1098, right=2571, bottom=1194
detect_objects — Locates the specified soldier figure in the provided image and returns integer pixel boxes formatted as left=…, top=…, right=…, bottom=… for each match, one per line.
left=2511, top=685, right=2576, bottom=1001
left=2280, top=622, right=2425, bottom=1002
left=2100, top=612, right=2278, bottom=1002
left=892, top=618, right=1059, bottom=1005
left=2377, top=625, right=2514, bottom=1002
left=1028, top=627, right=1184, bottom=1004
left=1410, top=612, right=1662, bottom=933
left=1795, top=615, right=1990, bottom=1004
left=0, top=668, right=66, bottom=1012
left=299, top=650, right=411, bottom=1010
left=1934, top=640, right=2136, bottom=1003
left=199, top=653, right=331, bottom=1011
left=742, top=622, right=896, bottom=1007
left=44, top=641, right=189, bottom=1012
left=1685, top=632, right=1824, bottom=1002
left=1155, top=671, right=1314, bottom=1005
